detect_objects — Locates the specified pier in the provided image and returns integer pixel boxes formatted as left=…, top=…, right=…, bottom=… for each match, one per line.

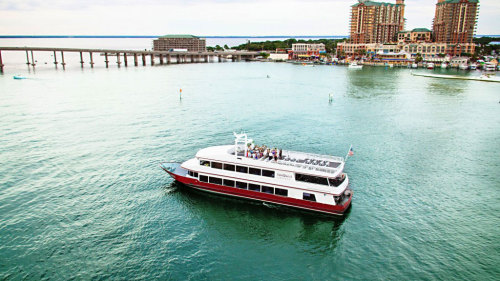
left=0, top=47, right=260, bottom=71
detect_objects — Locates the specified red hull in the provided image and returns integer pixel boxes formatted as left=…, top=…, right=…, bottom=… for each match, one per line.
left=163, top=168, right=352, bottom=216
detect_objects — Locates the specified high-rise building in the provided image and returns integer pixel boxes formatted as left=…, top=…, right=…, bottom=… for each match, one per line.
left=432, top=0, right=479, bottom=54
left=349, top=0, right=406, bottom=44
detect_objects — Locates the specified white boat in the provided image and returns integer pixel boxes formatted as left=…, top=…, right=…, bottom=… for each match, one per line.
left=440, top=62, right=448, bottom=69
left=160, top=133, right=353, bottom=216
left=411, top=72, right=500, bottom=83
left=484, top=63, right=496, bottom=72
left=426, top=63, right=435, bottom=69
left=348, top=62, right=363, bottom=69
left=411, top=63, right=418, bottom=69
left=459, top=64, right=469, bottom=70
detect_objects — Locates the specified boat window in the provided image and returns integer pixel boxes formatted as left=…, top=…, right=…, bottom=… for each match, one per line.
left=193, top=172, right=198, bottom=178
left=248, top=183, right=260, bottom=192
left=303, top=193, right=316, bottom=202
left=328, top=176, right=346, bottom=187
left=200, top=160, right=210, bottom=167
left=224, top=164, right=236, bottom=171
left=275, top=188, right=288, bottom=197
left=295, top=173, right=329, bottom=186
left=236, top=181, right=247, bottom=189
left=236, top=166, right=248, bottom=173
left=223, top=179, right=235, bottom=187
left=209, top=177, right=222, bottom=185
left=249, top=167, right=261, bottom=176
left=199, top=175, right=208, bottom=182
left=211, top=162, right=223, bottom=169
left=262, top=169, right=275, bottom=178
left=261, top=186, right=274, bottom=194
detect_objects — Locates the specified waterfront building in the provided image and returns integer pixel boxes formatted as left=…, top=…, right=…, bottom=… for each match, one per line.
left=349, top=0, right=406, bottom=44
left=153, top=35, right=206, bottom=52
left=291, top=43, right=326, bottom=59
left=432, top=0, right=479, bottom=55
left=398, top=28, right=432, bottom=43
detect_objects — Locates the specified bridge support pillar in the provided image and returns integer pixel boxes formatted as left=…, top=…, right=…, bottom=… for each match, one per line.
left=150, top=54, right=154, bottom=65
left=123, top=53, right=128, bottom=66
left=89, top=52, right=94, bottom=67
left=142, top=54, right=146, bottom=66
left=104, top=53, right=109, bottom=68
left=31, top=50, right=36, bottom=66
left=61, top=51, right=66, bottom=68
left=116, top=53, right=121, bottom=67
left=0, top=50, right=3, bottom=71
left=238, top=55, right=242, bottom=61
left=79, top=52, right=84, bottom=67
left=159, top=54, right=164, bottom=65
left=134, top=53, right=138, bottom=66
left=167, top=54, right=171, bottom=64
left=53, top=51, right=58, bottom=66
left=25, top=51, right=30, bottom=65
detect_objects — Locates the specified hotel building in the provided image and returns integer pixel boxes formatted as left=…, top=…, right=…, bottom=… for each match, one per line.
left=433, top=0, right=479, bottom=55
left=153, top=35, right=206, bottom=52
left=350, top=0, right=406, bottom=44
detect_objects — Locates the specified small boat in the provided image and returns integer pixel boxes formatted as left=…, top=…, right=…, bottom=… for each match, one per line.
left=426, top=63, right=435, bottom=69
left=13, top=75, right=27, bottom=80
left=469, top=64, right=477, bottom=70
left=459, top=64, right=469, bottom=70
left=160, top=133, right=353, bottom=216
left=484, top=63, right=496, bottom=72
left=348, top=62, right=363, bottom=69
left=440, top=62, right=448, bottom=69
left=411, top=63, right=418, bottom=69
left=411, top=72, right=500, bottom=83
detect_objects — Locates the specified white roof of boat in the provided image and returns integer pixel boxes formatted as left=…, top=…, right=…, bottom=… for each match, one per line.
left=195, top=145, right=345, bottom=178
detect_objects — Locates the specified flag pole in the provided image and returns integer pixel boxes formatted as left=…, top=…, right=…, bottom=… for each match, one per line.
left=345, top=144, right=353, bottom=162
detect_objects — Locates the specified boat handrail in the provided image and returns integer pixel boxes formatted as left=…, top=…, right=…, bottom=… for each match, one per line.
left=277, top=159, right=339, bottom=174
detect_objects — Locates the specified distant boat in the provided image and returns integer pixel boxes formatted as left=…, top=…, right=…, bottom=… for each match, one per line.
left=13, top=75, right=27, bottom=80
left=469, top=64, right=477, bottom=70
left=348, top=62, right=363, bottom=69
left=411, top=72, right=500, bottom=83
left=459, top=64, right=469, bottom=70
left=411, top=63, right=418, bottom=69
left=484, top=63, right=496, bottom=72
left=440, top=62, right=448, bottom=69
left=426, top=63, right=435, bottom=69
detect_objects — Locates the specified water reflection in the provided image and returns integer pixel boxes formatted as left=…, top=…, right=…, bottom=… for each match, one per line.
left=163, top=182, right=349, bottom=252
left=345, top=67, right=400, bottom=99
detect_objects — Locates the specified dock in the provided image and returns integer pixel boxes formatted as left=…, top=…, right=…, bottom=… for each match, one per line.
left=411, top=72, right=500, bottom=83
left=0, top=46, right=260, bottom=71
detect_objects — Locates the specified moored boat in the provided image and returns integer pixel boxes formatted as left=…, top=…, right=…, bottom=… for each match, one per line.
left=160, top=133, right=353, bottom=216
left=411, top=63, right=418, bottom=69
left=440, top=62, right=448, bottom=69
left=426, top=63, right=435, bottom=69
left=459, top=64, right=469, bottom=70
left=348, top=62, right=363, bottom=69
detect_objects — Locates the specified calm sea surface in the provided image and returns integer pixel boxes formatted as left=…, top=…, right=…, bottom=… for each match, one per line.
left=0, top=39, right=499, bottom=280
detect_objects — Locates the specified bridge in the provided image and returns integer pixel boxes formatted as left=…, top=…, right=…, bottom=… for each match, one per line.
left=0, top=46, right=261, bottom=71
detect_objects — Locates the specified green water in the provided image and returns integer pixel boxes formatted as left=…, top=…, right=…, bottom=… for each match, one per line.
left=0, top=62, right=499, bottom=280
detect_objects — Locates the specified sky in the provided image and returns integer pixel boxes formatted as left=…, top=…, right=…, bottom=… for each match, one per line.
left=0, top=0, right=498, bottom=36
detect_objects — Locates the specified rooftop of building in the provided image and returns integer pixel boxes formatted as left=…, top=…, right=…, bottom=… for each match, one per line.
left=398, top=28, right=432, bottom=34
left=412, top=28, right=431, bottom=33
left=437, top=0, right=479, bottom=4
left=352, top=0, right=402, bottom=7
left=158, top=35, right=201, bottom=39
